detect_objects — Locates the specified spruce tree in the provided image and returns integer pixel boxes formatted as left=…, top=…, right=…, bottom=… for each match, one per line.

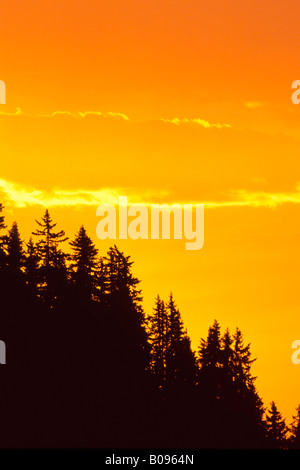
left=24, top=237, right=40, bottom=295
left=148, top=295, right=168, bottom=387
left=0, top=203, right=5, bottom=232
left=265, top=401, right=288, bottom=449
left=33, top=209, right=68, bottom=267
left=69, top=225, right=98, bottom=300
left=32, top=209, right=68, bottom=307
left=7, top=222, right=24, bottom=272
left=198, top=319, right=222, bottom=371
left=232, top=328, right=256, bottom=389
left=221, top=328, right=234, bottom=377
left=165, top=293, right=196, bottom=387
left=231, top=328, right=266, bottom=447
left=0, top=203, right=7, bottom=267
left=289, top=405, right=300, bottom=449
left=100, top=245, right=150, bottom=370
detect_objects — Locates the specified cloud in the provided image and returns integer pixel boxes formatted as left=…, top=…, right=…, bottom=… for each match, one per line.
left=0, top=107, right=22, bottom=116
left=160, top=117, right=232, bottom=129
left=0, top=179, right=169, bottom=209
left=0, top=108, right=130, bottom=121
left=1, top=109, right=232, bottom=128
left=1, top=179, right=300, bottom=211
left=38, top=110, right=130, bottom=121
left=245, top=101, right=263, bottom=109
left=106, top=112, right=130, bottom=121
left=37, top=110, right=74, bottom=118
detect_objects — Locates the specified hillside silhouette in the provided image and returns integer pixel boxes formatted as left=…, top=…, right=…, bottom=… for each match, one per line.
left=0, top=204, right=299, bottom=449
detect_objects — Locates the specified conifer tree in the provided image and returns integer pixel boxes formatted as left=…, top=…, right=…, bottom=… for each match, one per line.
left=24, top=237, right=40, bottom=294
left=33, top=209, right=68, bottom=268
left=265, top=401, right=288, bottom=449
left=232, top=328, right=265, bottom=438
left=32, top=209, right=68, bottom=307
left=198, top=319, right=222, bottom=370
left=7, top=222, right=25, bottom=272
left=165, top=293, right=196, bottom=387
left=0, top=203, right=7, bottom=266
left=103, top=245, right=143, bottom=306
left=289, top=405, right=300, bottom=449
left=148, top=293, right=197, bottom=390
left=232, top=328, right=256, bottom=389
left=197, top=320, right=225, bottom=410
left=69, top=225, right=98, bottom=299
left=100, top=245, right=150, bottom=369
left=166, top=293, right=184, bottom=360
left=0, top=203, right=5, bottom=232
left=148, top=295, right=167, bottom=386
left=221, top=328, right=234, bottom=377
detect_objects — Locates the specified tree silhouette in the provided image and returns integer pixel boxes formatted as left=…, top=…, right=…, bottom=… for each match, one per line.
left=265, top=401, right=288, bottom=449
left=7, top=222, right=25, bottom=272
left=0, top=203, right=6, bottom=234
left=69, top=225, right=98, bottom=301
left=0, top=203, right=7, bottom=266
left=289, top=405, right=300, bottom=449
left=24, top=237, right=40, bottom=294
left=198, top=319, right=223, bottom=401
left=165, top=293, right=197, bottom=389
left=32, top=209, right=68, bottom=308
left=148, top=295, right=167, bottom=387
left=197, top=321, right=267, bottom=448
left=33, top=209, right=68, bottom=268
left=0, top=203, right=295, bottom=449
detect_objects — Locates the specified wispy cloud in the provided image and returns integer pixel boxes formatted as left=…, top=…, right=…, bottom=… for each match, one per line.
left=200, top=187, right=300, bottom=209
left=0, top=108, right=130, bottom=121
left=244, top=101, right=263, bottom=109
left=37, top=110, right=74, bottom=118
left=1, top=179, right=300, bottom=210
left=0, top=179, right=169, bottom=208
left=0, top=107, right=22, bottom=116
left=1, top=109, right=231, bottom=128
left=38, top=110, right=130, bottom=121
left=160, top=117, right=232, bottom=129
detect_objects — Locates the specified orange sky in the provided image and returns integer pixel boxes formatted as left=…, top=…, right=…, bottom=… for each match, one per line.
left=1, top=0, right=300, bottom=425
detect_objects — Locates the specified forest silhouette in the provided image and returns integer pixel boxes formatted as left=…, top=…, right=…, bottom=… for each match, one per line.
left=0, top=203, right=299, bottom=449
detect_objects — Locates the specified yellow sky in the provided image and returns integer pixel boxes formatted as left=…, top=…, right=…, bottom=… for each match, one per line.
left=1, top=0, right=300, bottom=424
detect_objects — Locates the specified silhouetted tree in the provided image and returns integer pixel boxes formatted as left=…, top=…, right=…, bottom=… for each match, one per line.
left=7, top=222, right=24, bottom=272
left=101, top=245, right=150, bottom=367
left=33, top=209, right=68, bottom=268
left=0, top=203, right=7, bottom=266
left=148, top=295, right=167, bottom=387
left=265, top=401, right=288, bottom=449
left=32, top=209, right=68, bottom=308
left=69, top=225, right=98, bottom=301
left=165, top=293, right=184, bottom=382
left=232, top=328, right=256, bottom=389
left=220, top=328, right=234, bottom=390
left=165, top=293, right=197, bottom=388
left=24, top=237, right=40, bottom=293
left=0, top=203, right=5, bottom=231
left=289, top=405, right=300, bottom=449
left=198, top=319, right=222, bottom=370
left=0, top=205, right=294, bottom=450
left=197, top=319, right=224, bottom=403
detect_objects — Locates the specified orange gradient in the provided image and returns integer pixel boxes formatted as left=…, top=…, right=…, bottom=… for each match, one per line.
left=1, top=0, right=300, bottom=425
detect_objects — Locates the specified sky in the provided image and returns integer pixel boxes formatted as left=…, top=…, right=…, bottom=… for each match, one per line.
left=1, top=0, right=300, bottom=424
